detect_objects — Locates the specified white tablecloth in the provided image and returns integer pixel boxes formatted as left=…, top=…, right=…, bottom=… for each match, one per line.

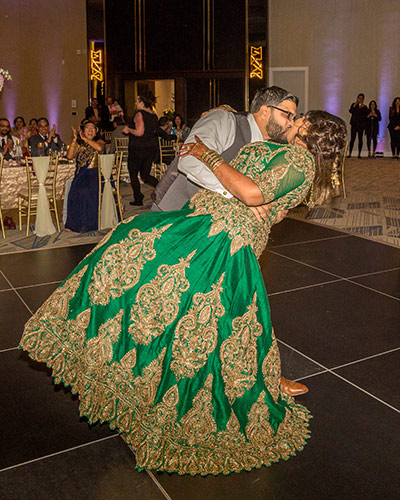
left=1, top=160, right=75, bottom=209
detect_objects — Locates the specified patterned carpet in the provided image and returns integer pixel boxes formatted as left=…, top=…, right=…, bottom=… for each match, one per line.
left=1, top=158, right=399, bottom=254
left=0, top=182, right=153, bottom=255
left=290, top=157, right=400, bottom=248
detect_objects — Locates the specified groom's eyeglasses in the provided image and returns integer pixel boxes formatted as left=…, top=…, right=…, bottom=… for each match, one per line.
left=269, top=105, right=296, bottom=122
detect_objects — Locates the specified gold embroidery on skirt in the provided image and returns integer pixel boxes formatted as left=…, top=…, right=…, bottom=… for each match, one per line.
left=83, top=310, right=124, bottom=372
left=220, top=292, right=263, bottom=403
left=189, top=191, right=269, bottom=257
left=80, top=346, right=167, bottom=430
left=170, top=273, right=225, bottom=380
left=129, top=250, right=196, bottom=345
left=20, top=266, right=89, bottom=355
left=245, top=391, right=274, bottom=448
left=262, top=328, right=282, bottom=402
left=88, top=224, right=171, bottom=306
left=180, top=374, right=217, bottom=444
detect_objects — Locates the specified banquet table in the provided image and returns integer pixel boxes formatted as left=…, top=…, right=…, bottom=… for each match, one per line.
left=1, top=159, right=75, bottom=210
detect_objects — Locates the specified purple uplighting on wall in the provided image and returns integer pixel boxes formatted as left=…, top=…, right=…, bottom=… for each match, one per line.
left=322, top=40, right=346, bottom=117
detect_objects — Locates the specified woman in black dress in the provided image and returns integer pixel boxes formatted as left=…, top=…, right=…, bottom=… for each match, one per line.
left=366, top=100, right=381, bottom=158
left=388, top=97, right=400, bottom=158
left=123, top=89, right=159, bottom=206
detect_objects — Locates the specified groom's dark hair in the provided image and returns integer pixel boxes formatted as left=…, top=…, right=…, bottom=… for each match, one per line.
left=250, top=86, right=299, bottom=113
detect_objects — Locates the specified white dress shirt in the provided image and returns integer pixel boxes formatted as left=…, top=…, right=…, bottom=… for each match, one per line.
left=178, top=110, right=263, bottom=197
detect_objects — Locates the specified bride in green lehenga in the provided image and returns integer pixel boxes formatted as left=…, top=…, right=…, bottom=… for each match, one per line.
left=19, top=111, right=346, bottom=476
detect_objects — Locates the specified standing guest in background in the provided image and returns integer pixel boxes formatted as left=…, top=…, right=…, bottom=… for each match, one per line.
left=65, top=120, right=105, bottom=233
left=106, top=96, right=117, bottom=125
left=108, top=116, right=126, bottom=154
left=106, top=97, right=124, bottom=125
left=85, top=98, right=100, bottom=126
left=366, top=100, right=381, bottom=158
left=388, top=97, right=400, bottom=158
left=170, top=113, right=190, bottom=142
left=0, top=118, right=17, bottom=159
left=11, top=116, right=29, bottom=142
left=86, top=97, right=111, bottom=131
left=28, top=117, right=65, bottom=156
left=123, top=88, right=159, bottom=206
left=348, top=93, right=368, bottom=158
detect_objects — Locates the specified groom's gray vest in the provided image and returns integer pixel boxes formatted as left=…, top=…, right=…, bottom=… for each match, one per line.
left=151, top=112, right=252, bottom=211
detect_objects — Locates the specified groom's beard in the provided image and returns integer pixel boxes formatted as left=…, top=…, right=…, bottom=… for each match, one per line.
left=265, top=116, right=289, bottom=144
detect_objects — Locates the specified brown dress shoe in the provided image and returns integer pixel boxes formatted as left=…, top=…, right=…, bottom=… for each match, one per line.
left=280, top=377, right=309, bottom=396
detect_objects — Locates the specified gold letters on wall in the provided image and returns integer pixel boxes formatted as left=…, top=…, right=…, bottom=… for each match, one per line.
left=250, top=46, right=263, bottom=79
left=90, top=48, right=103, bottom=82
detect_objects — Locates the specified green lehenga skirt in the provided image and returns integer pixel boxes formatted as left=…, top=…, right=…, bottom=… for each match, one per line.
left=20, top=205, right=311, bottom=475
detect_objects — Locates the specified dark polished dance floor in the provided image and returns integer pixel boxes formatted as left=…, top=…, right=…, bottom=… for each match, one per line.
left=0, top=218, right=399, bottom=499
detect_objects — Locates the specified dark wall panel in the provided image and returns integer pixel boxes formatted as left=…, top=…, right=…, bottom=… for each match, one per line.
left=213, top=1, right=246, bottom=70
left=145, top=0, right=203, bottom=71
left=105, top=0, right=135, bottom=72
left=217, top=78, right=245, bottom=111
left=186, top=79, right=211, bottom=126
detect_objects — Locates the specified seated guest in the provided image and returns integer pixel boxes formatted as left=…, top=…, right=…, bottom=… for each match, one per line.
left=12, top=116, right=29, bottom=141
left=0, top=118, right=17, bottom=159
left=28, top=118, right=38, bottom=136
left=65, top=120, right=105, bottom=233
left=108, top=116, right=127, bottom=153
left=155, top=116, right=177, bottom=165
left=28, top=117, right=65, bottom=156
left=170, top=113, right=190, bottom=141
left=23, top=118, right=39, bottom=154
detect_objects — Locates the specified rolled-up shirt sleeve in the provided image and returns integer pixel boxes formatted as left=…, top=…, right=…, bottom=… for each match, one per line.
left=177, top=110, right=236, bottom=197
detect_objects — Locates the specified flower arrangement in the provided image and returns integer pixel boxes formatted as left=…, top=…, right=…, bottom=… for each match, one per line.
left=0, top=69, right=12, bottom=92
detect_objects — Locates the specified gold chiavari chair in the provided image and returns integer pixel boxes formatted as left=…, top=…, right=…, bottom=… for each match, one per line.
left=18, top=156, right=60, bottom=236
left=104, top=131, right=113, bottom=143
left=112, top=151, right=124, bottom=220
left=154, top=137, right=178, bottom=180
left=0, top=156, right=5, bottom=238
left=341, top=141, right=349, bottom=199
left=115, top=137, right=129, bottom=162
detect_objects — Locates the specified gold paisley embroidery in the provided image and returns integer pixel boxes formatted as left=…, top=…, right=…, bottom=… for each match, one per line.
left=220, top=292, right=263, bottom=403
left=262, top=328, right=281, bottom=402
left=245, top=391, right=274, bottom=449
left=83, top=310, right=124, bottom=372
left=131, top=375, right=311, bottom=475
left=181, top=374, right=217, bottom=444
left=189, top=190, right=267, bottom=256
left=88, top=224, right=171, bottom=306
left=129, top=250, right=196, bottom=345
left=170, top=273, right=225, bottom=380
left=20, top=266, right=88, bottom=354
left=80, top=346, right=167, bottom=430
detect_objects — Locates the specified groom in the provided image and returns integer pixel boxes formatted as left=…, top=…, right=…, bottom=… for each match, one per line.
left=152, top=86, right=308, bottom=397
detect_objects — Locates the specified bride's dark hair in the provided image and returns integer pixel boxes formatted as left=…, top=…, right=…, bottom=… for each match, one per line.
left=301, top=110, right=347, bottom=159
left=299, top=110, right=347, bottom=207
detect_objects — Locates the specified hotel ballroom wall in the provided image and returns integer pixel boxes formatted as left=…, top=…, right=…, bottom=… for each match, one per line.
left=269, top=0, right=400, bottom=152
left=0, top=0, right=88, bottom=142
